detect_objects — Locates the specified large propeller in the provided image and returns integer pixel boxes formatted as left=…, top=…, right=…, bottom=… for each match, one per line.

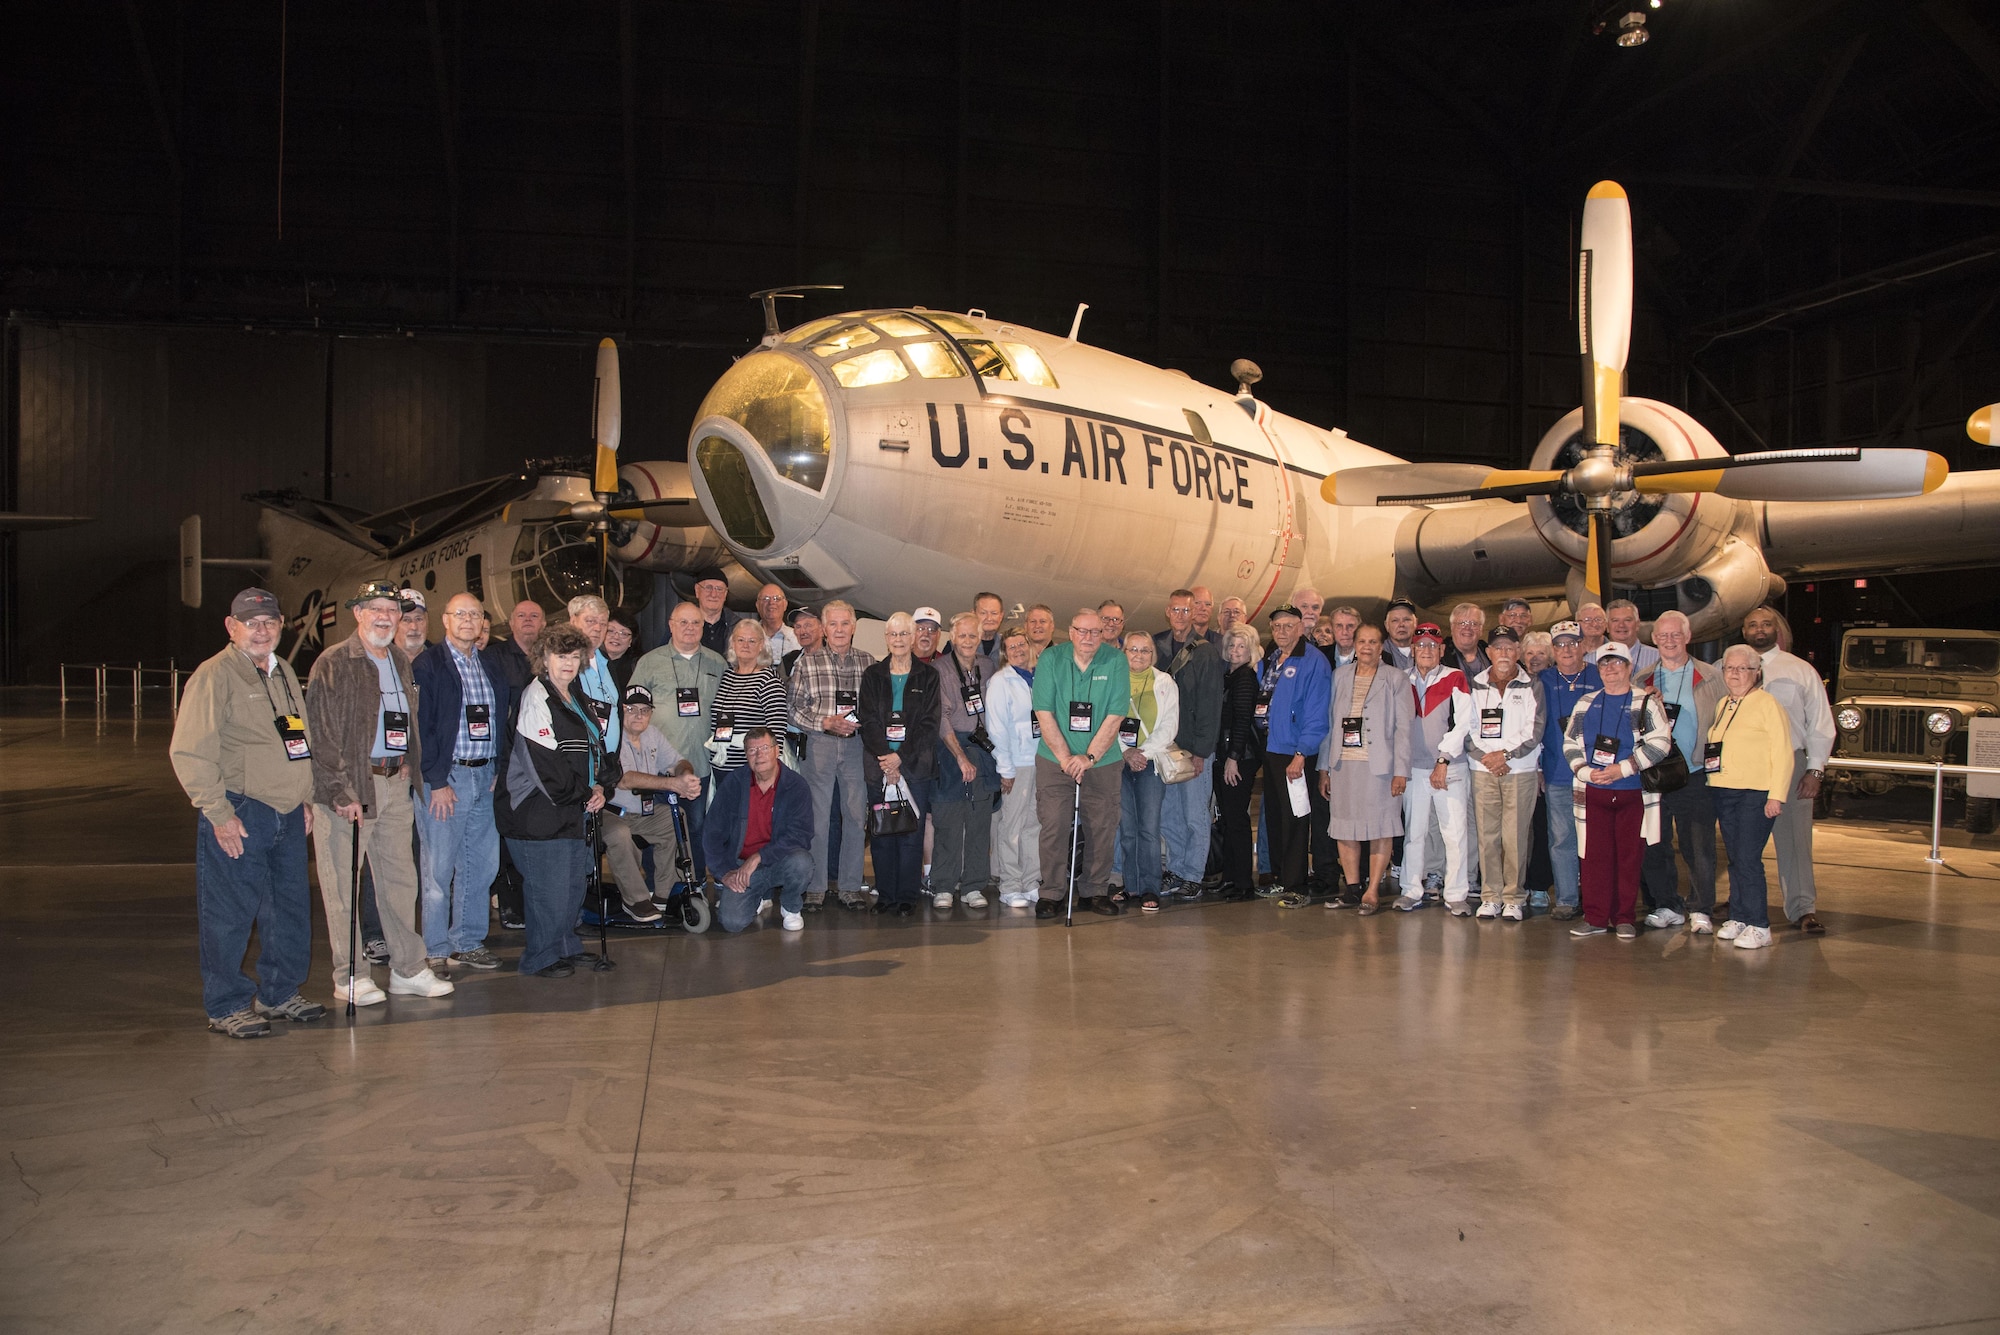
left=1322, top=180, right=1950, bottom=601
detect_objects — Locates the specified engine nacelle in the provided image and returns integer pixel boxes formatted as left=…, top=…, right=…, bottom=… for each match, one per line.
left=609, top=460, right=735, bottom=574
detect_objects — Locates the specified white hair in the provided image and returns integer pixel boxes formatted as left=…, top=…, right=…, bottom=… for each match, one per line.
left=727, top=617, right=773, bottom=669
left=884, top=611, right=916, bottom=635
left=1722, top=643, right=1763, bottom=672
left=1654, top=609, right=1691, bottom=633
left=567, top=594, right=610, bottom=620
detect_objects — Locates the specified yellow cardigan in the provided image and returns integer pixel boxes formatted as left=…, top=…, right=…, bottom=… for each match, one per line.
left=1707, top=689, right=1795, bottom=801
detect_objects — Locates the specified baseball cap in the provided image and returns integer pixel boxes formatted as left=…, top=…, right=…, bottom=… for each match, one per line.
left=1596, top=643, right=1632, bottom=664
left=1413, top=622, right=1445, bottom=646
left=1269, top=604, right=1303, bottom=621
left=691, top=568, right=728, bottom=588
left=1501, top=597, right=1532, bottom=613
left=1550, top=620, right=1582, bottom=644
left=399, top=587, right=426, bottom=612
left=1386, top=597, right=1419, bottom=616
left=913, top=606, right=943, bottom=626
left=346, top=579, right=408, bottom=610
left=1488, top=626, right=1521, bottom=646
left=230, top=587, right=284, bottom=622
left=786, top=605, right=820, bottom=627
left=622, top=685, right=654, bottom=708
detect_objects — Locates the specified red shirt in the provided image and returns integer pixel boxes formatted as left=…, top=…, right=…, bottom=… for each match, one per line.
left=739, top=774, right=778, bottom=861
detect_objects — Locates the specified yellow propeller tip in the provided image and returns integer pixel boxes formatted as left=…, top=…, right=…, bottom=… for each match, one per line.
left=598, top=336, right=616, bottom=349
left=1587, top=180, right=1627, bottom=201
left=1320, top=475, right=1342, bottom=505
left=1924, top=451, right=1950, bottom=493
left=1970, top=405, right=1995, bottom=446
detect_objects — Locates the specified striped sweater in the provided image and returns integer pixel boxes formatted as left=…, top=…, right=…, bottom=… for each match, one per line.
left=708, top=667, right=792, bottom=772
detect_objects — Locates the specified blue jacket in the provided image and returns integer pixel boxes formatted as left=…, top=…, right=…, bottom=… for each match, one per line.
left=1261, top=641, right=1331, bottom=759
left=702, top=762, right=814, bottom=876
left=1537, top=662, right=1602, bottom=785
left=412, top=640, right=516, bottom=791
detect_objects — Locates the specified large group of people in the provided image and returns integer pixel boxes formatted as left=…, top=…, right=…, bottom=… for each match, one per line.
left=171, top=571, right=1836, bottom=1038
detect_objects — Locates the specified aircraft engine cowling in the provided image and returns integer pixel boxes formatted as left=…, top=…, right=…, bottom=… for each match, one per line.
left=1530, top=397, right=1777, bottom=638
left=608, top=460, right=735, bottom=574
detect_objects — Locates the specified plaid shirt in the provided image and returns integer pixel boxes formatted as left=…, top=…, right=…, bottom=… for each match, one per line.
left=448, top=641, right=497, bottom=760
left=788, top=645, right=875, bottom=733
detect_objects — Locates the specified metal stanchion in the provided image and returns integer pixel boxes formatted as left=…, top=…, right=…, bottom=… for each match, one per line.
left=1928, top=763, right=1946, bottom=866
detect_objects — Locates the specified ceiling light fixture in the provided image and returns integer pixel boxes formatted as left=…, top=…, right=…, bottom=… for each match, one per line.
left=1616, top=12, right=1649, bottom=45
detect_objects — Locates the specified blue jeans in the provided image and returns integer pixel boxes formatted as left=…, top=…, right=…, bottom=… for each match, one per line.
left=1712, top=786, right=1777, bottom=929
left=1160, top=760, right=1213, bottom=881
left=1119, top=762, right=1167, bottom=897
left=196, top=795, right=313, bottom=1019
left=1257, top=803, right=1271, bottom=875
left=1545, top=776, right=1580, bottom=908
left=414, top=762, right=500, bottom=956
left=715, top=849, right=813, bottom=932
left=506, top=836, right=589, bottom=973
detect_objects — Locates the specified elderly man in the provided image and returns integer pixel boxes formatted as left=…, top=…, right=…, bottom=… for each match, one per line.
left=1602, top=599, right=1661, bottom=673
left=692, top=568, right=743, bottom=655
left=1444, top=602, right=1490, bottom=679
left=494, top=600, right=544, bottom=693
left=1465, top=627, right=1546, bottom=922
left=1031, top=607, right=1131, bottom=918
left=1537, top=621, right=1601, bottom=919
left=1399, top=623, right=1473, bottom=914
left=307, top=581, right=453, bottom=1006
left=1325, top=605, right=1362, bottom=670
left=703, top=728, right=815, bottom=933
left=789, top=598, right=874, bottom=910
left=1151, top=589, right=1224, bottom=897
left=1188, top=586, right=1220, bottom=643
left=170, top=588, right=324, bottom=1037
left=564, top=594, right=623, bottom=752
left=1635, top=610, right=1723, bottom=932
left=1097, top=601, right=1128, bottom=654
left=1575, top=602, right=1609, bottom=656
left=396, top=588, right=430, bottom=659
left=1382, top=598, right=1420, bottom=671
left=754, top=583, right=799, bottom=664
left=412, top=592, right=514, bottom=972
left=932, top=612, right=1001, bottom=909
left=1291, top=587, right=1325, bottom=652
left=1217, top=596, right=1246, bottom=638
left=1497, top=598, right=1534, bottom=641
left=913, top=606, right=945, bottom=662
left=1743, top=604, right=1835, bottom=934
left=1261, top=605, right=1333, bottom=900
left=973, top=591, right=1008, bottom=671
left=600, top=686, right=705, bottom=916
left=631, top=601, right=728, bottom=877
left=1024, top=604, right=1057, bottom=660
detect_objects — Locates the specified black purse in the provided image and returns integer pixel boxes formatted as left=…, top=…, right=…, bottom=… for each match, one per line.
left=867, top=782, right=923, bottom=837
left=1637, top=697, right=1689, bottom=795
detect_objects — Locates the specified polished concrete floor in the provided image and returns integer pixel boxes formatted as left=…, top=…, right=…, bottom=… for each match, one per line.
left=2, top=703, right=1998, bottom=1334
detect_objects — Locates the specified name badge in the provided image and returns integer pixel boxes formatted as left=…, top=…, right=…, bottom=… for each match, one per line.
left=1068, top=700, right=1094, bottom=734
left=382, top=709, right=410, bottom=753
left=965, top=689, right=985, bottom=716
left=1591, top=732, right=1620, bottom=768
left=1342, top=716, right=1364, bottom=748
left=1119, top=717, right=1139, bottom=747
left=712, top=711, right=734, bottom=743
left=676, top=686, right=700, bottom=717
left=886, top=709, right=907, bottom=744
left=273, top=713, right=311, bottom=761
left=584, top=695, right=612, bottom=727
left=835, top=689, right=858, bottom=722
left=1703, top=740, right=1723, bottom=773
left=1030, top=716, right=1042, bottom=739
left=640, top=791, right=656, bottom=814
left=465, top=702, right=491, bottom=740
left=1479, top=707, right=1504, bottom=741
left=1664, top=702, right=1682, bottom=724
left=1254, top=700, right=1271, bottom=723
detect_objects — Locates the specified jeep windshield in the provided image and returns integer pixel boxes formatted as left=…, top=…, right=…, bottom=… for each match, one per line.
left=1843, top=637, right=2000, bottom=674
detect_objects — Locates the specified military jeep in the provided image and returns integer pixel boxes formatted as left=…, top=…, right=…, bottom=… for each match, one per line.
left=1827, top=628, right=1999, bottom=833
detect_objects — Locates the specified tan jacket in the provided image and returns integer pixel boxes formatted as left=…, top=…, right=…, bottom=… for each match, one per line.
left=306, top=633, right=421, bottom=810
left=169, top=645, right=316, bottom=829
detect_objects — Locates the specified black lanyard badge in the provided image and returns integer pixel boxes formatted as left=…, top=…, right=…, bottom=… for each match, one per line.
left=835, top=689, right=858, bottom=722
left=1479, top=706, right=1504, bottom=741
left=712, top=710, right=734, bottom=743
left=1591, top=732, right=1620, bottom=768
left=886, top=709, right=907, bottom=744
left=1119, top=716, right=1140, bottom=747
left=584, top=695, right=612, bottom=726
left=1703, top=739, right=1723, bottom=773
left=676, top=686, right=700, bottom=717
left=1342, top=716, right=1364, bottom=748
left=1664, top=701, right=1682, bottom=725
left=640, top=789, right=656, bottom=814
left=273, top=713, right=311, bottom=761
left=465, top=702, right=491, bottom=740
left=1068, top=700, right=1094, bottom=734
left=382, top=710, right=410, bottom=753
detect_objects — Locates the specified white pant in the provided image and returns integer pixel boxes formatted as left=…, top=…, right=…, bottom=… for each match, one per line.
left=1402, top=764, right=1472, bottom=902
left=994, top=767, right=1042, bottom=897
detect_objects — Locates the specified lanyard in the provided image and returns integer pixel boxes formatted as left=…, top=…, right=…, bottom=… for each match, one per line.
left=257, top=661, right=299, bottom=720
left=1714, top=695, right=1745, bottom=740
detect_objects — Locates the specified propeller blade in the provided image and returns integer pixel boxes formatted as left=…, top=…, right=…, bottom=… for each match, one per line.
left=1322, top=465, right=1562, bottom=507
left=500, top=498, right=571, bottom=524
left=1631, top=448, right=1948, bottom=501
left=607, top=499, right=706, bottom=525
left=1580, top=181, right=1632, bottom=447
left=592, top=338, right=622, bottom=495
left=1585, top=511, right=1615, bottom=602
left=1971, top=403, right=1995, bottom=446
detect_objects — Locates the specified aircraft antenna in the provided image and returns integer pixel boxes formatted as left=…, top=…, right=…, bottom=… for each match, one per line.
left=749, top=284, right=846, bottom=342
left=1067, top=303, right=1089, bottom=342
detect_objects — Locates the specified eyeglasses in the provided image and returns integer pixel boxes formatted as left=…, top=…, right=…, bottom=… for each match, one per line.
left=1072, top=627, right=1102, bottom=637
left=445, top=609, right=483, bottom=620
left=757, top=595, right=785, bottom=605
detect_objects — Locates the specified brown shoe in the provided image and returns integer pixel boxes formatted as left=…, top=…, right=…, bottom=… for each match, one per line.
left=425, top=956, right=452, bottom=976
left=1797, top=913, right=1825, bottom=935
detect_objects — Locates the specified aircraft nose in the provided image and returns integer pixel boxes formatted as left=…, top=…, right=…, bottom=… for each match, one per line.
left=688, top=350, right=837, bottom=556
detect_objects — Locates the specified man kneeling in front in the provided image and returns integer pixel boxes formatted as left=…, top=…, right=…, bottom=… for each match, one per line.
left=702, top=727, right=814, bottom=933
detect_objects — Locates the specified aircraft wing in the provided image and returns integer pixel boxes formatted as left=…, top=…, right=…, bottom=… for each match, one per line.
left=1760, top=468, right=2000, bottom=578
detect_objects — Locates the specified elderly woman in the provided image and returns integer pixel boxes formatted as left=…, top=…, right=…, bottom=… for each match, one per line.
left=708, top=618, right=791, bottom=775
left=1521, top=630, right=1554, bottom=675
left=1708, top=643, right=1796, bottom=951
left=603, top=610, right=641, bottom=695
left=987, top=626, right=1042, bottom=909
left=496, top=622, right=620, bottom=978
left=1314, top=624, right=1413, bottom=914
left=1114, top=632, right=1182, bottom=912
left=1562, top=645, right=1674, bottom=940
left=859, top=612, right=944, bottom=916
left=1215, top=624, right=1264, bottom=902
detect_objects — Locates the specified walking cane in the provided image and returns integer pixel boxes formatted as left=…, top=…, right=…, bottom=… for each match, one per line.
left=585, top=810, right=615, bottom=970
left=346, top=814, right=362, bottom=1017
left=1064, top=773, right=1083, bottom=927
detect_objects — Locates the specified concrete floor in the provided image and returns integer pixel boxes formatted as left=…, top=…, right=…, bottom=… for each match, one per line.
left=2, top=703, right=1998, bottom=1334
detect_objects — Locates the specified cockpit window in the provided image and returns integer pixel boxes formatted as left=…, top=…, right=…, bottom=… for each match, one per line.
left=1183, top=410, right=1213, bottom=446
left=781, top=316, right=841, bottom=345
left=807, top=323, right=879, bottom=358
left=695, top=436, right=776, bottom=550
left=830, top=348, right=909, bottom=388
left=1001, top=342, right=1058, bottom=388
left=904, top=341, right=965, bottom=379
left=959, top=340, right=1017, bottom=381
left=696, top=351, right=833, bottom=491
left=918, top=312, right=985, bottom=337
left=869, top=314, right=932, bottom=339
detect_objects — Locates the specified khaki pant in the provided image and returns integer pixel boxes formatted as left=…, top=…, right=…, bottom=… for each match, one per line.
left=601, top=805, right=684, bottom=906
left=313, top=773, right=426, bottom=980
left=1034, top=756, right=1121, bottom=901
left=1472, top=767, right=1539, bottom=907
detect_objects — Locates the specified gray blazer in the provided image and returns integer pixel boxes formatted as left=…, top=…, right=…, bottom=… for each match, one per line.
left=1317, top=660, right=1414, bottom=778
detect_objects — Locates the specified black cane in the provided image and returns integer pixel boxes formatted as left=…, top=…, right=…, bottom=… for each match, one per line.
left=1065, top=774, right=1083, bottom=927
left=587, top=810, right=615, bottom=970
left=346, top=813, right=361, bottom=1017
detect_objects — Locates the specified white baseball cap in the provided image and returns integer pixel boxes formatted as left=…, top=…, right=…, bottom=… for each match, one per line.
left=912, top=606, right=943, bottom=626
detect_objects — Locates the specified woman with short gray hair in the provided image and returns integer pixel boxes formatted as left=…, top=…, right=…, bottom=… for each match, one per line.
left=1707, top=642, right=1795, bottom=951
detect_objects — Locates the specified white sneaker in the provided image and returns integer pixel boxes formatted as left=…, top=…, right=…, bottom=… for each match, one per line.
left=333, top=975, right=386, bottom=1007
left=1688, top=912, right=1714, bottom=935
left=1644, top=908, right=1686, bottom=929
left=962, top=889, right=988, bottom=909
left=999, top=892, right=1029, bottom=908
left=1716, top=920, right=1745, bottom=941
left=1501, top=903, right=1524, bottom=922
left=781, top=909, right=804, bottom=932
left=932, top=891, right=953, bottom=910
left=1476, top=900, right=1502, bottom=919
left=388, top=967, right=454, bottom=998
left=1734, top=925, right=1772, bottom=950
